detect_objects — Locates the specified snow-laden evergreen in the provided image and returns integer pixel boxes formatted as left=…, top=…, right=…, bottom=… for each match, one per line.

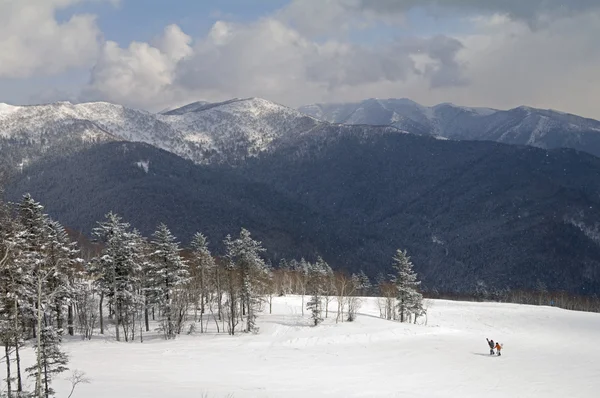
left=148, top=224, right=189, bottom=339
left=306, top=258, right=329, bottom=326
left=13, top=194, right=79, bottom=397
left=224, top=228, right=268, bottom=334
left=190, top=232, right=218, bottom=330
left=25, top=326, right=69, bottom=398
left=90, top=212, right=144, bottom=342
left=391, top=249, right=423, bottom=323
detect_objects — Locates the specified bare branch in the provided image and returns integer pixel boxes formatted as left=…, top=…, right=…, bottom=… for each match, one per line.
left=67, top=370, right=91, bottom=398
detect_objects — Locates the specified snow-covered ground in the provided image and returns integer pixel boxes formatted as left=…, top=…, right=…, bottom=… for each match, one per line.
left=5, top=296, right=600, bottom=398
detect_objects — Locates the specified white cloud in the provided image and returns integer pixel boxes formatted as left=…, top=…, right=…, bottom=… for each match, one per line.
left=446, top=12, right=600, bottom=117
left=0, top=0, right=114, bottom=78
left=81, top=15, right=465, bottom=111
left=81, top=24, right=192, bottom=108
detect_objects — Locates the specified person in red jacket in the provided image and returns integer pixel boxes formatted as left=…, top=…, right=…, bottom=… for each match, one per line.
left=495, top=342, right=502, bottom=356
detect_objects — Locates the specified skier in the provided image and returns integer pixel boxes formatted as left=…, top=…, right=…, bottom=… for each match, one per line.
left=486, top=338, right=495, bottom=355
left=495, top=342, right=502, bottom=356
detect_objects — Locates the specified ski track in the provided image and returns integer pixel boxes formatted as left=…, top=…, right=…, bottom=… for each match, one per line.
left=2, top=296, right=599, bottom=398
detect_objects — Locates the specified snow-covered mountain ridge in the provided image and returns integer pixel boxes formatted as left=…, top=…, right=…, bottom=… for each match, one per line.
left=299, top=98, right=600, bottom=157
left=2, top=96, right=600, bottom=176
left=0, top=97, right=327, bottom=170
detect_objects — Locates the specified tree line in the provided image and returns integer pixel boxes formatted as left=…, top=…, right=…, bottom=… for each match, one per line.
left=0, top=193, right=425, bottom=397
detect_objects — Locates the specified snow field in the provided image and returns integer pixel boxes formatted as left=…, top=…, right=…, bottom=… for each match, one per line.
left=4, top=296, right=600, bottom=398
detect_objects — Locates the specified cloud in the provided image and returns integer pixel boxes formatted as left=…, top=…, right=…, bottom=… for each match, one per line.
left=445, top=12, right=600, bottom=117
left=81, top=24, right=192, bottom=108
left=271, top=0, right=600, bottom=38
left=357, top=0, right=600, bottom=22
left=0, top=0, right=114, bottom=78
left=81, top=15, right=466, bottom=111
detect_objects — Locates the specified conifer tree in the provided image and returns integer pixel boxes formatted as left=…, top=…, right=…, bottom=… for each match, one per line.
left=190, top=232, right=215, bottom=330
left=45, top=220, right=82, bottom=336
left=306, top=259, right=327, bottom=326
left=26, top=326, right=69, bottom=398
left=148, top=224, right=189, bottom=339
left=355, top=270, right=372, bottom=296
left=0, top=196, right=27, bottom=394
left=18, top=195, right=72, bottom=397
left=225, top=229, right=267, bottom=333
left=391, top=249, right=422, bottom=323
left=90, top=212, right=143, bottom=342
left=223, top=234, right=239, bottom=335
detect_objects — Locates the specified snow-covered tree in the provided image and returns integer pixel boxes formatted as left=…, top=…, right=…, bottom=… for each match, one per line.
left=355, top=270, right=372, bottom=296
left=224, top=229, right=268, bottom=334
left=26, top=326, right=69, bottom=398
left=18, top=195, right=73, bottom=397
left=222, top=235, right=239, bottom=335
left=190, top=232, right=216, bottom=331
left=0, top=197, right=27, bottom=394
left=45, top=220, right=82, bottom=337
left=148, top=224, right=189, bottom=339
left=306, top=259, right=328, bottom=326
left=391, top=249, right=422, bottom=323
left=90, top=212, right=144, bottom=342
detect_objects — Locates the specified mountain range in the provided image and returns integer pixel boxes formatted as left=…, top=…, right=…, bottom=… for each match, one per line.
left=1, top=97, right=600, bottom=295
left=299, top=98, right=600, bottom=157
left=0, top=98, right=328, bottom=171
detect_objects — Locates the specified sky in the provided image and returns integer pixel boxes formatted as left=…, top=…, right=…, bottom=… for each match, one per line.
left=1, top=0, right=599, bottom=118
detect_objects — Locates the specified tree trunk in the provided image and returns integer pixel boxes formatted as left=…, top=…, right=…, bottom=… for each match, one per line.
left=115, top=301, right=120, bottom=342
left=15, top=336, right=22, bottom=392
left=144, top=299, right=150, bottom=332
left=13, top=301, right=22, bottom=392
left=36, top=273, right=43, bottom=398
left=40, top=346, right=50, bottom=398
left=67, top=304, right=74, bottom=336
left=5, top=341, right=12, bottom=398
left=43, top=350, right=50, bottom=398
left=400, top=298, right=405, bottom=323
left=56, top=300, right=63, bottom=333
left=216, top=270, right=223, bottom=321
left=200, top=266, right=205, bottom=315
left=99, top=292, right=104, bottom=335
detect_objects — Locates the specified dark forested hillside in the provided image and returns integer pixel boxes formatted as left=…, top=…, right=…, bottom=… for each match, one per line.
left=5, top=132, right=600, bottom=295
left=4, top=142, right=327, bottom=261
left=244, top=131, right=600, bottom=293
